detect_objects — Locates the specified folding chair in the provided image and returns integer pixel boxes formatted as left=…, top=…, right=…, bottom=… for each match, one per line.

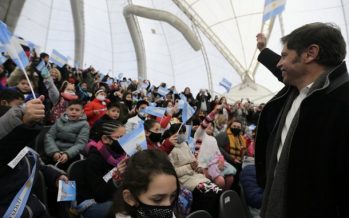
left=219, top=190, right=249, bottom=218
left=186, top=210, right=212, bottom=218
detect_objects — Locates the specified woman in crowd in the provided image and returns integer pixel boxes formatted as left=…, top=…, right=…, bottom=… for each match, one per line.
left=72, top=121, right=128, bottom=218
left=195, top=105, right=236, bottom=190
left=168, top=123, right=221, bottom=217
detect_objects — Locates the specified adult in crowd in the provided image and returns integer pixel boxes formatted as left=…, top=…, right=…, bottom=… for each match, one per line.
left=0, top=94, right=67, bottom=218
left=255, top=23, right=349, bottom=217
left=215, top=118, right=247, bottom=191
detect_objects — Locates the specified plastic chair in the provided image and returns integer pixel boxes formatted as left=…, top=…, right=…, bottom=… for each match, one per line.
left=67, top=160, right=86, bottom=218
left=239, top=183, right=253, bottom=218
left=34, top=125, right=52, bottom=163
left=219, top=190, right=249, bottom=218
left=186, top=210, right=212, bottom=218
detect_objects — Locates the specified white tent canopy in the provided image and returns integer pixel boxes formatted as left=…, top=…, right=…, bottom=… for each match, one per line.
left=3, top=0, right=349, bottom=102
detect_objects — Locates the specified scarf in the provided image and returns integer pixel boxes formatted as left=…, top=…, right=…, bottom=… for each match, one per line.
left=226, top=128, right=245, bottom=162
left=261, top=72, right=330, bottom=218
left=85, top=140, right=125, bottom=167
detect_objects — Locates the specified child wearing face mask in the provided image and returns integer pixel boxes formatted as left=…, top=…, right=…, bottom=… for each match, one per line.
left=71, top=121, right=128, bottom=218
left=111, top=149, right=179, bottom=218
left=168, top=123, right=222, bottom=217
left=84, top=89, right=109, bottom=126
left=44, top=100, right=89, bottom=170
left=144, top=119, right=177, bottom=154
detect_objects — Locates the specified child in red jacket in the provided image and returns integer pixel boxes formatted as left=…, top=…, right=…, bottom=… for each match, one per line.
left=84, top=89, right=109, bottom=126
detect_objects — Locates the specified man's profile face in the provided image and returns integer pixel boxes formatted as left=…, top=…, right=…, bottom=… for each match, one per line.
left=277, top=44, right=306, bottom=87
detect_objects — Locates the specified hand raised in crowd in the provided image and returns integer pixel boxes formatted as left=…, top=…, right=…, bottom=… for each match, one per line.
left=22, top=95, right=45, bottom=125
left=256, top=33, right=267, bottom=51
left=168, top=133, right=178, bottom=145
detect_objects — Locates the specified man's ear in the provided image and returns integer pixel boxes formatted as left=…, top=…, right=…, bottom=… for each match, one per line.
left=304, top=44, right=320, bottom=64
left=123, top=189, right=137, bottom=206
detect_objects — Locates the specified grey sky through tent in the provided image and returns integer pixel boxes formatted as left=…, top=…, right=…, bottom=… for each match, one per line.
left=5, top=0, right=349, bottom=102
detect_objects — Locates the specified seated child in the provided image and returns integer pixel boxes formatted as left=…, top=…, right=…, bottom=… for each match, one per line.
left=90, top=101, right=122, bottom=141
left=44, top=100, right=89, bottom=169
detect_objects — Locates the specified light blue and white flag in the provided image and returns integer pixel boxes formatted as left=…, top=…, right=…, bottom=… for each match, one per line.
left=50, top=49, right=68, bottom=68
left=0, top=21, right=29, bottom=70
left=177, top=99, right=185, bottom=109
left=57, top=181, right=76, bottom=202
left=36, top=60, right=45, bottom=72
left=188, top=137, right=195, bottom=154
left=185, top=125, right=192, bottom=141
left=182, top=102, right=195, bottom=123
left=179, top=93, right=187, bottom=101
left=219, top=78, right=232, bottom=93
left=0, top=55, right=8, bottom=65
left=142, top=106, right=166, bottom=118
left=157, top=86, right=170, bottom=96
left=118, top=123, right=147, bottom=156
left=263, top=0, right=286, bottom=22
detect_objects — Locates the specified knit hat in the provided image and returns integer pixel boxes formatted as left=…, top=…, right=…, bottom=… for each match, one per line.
left=95, top=89, right=105, bottom=96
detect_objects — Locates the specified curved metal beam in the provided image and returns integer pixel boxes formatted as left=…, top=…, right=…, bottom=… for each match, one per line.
left=70, top=0, right=85, bottom=67
left=123, top=4, right=201, bottom=79
left=0, top=0, right=25, bottom=32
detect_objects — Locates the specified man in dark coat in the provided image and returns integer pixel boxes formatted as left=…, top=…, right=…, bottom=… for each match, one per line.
left=255, top=23, right=349, bottom=218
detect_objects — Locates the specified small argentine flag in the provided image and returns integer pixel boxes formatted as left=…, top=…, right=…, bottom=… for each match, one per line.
left=182, top=102, right=195, bottom=123
left=0, top=21, right=29, bottom=70
left=263, top=0, right=286, bottom=22
left=50, top=49, right=68, bottom=68
left=219, top=78, right=232, bottom=93
left=157, top=86, right=170, bottom=96
left=118, top=123, right=147, bottom=156
left=142, top=106, right=166, bottom=118
left=36, top=60, right=45, bottom=72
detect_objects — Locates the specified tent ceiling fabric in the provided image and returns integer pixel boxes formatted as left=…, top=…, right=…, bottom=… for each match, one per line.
left=9, top=0, right=349, bottom=102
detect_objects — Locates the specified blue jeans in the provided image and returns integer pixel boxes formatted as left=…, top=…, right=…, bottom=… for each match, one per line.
left=82, top=201, right=113, bottom=218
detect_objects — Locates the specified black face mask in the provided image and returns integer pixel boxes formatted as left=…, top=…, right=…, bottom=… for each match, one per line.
left=108, top=138, right=125, bottom=155
left=135, top=201, right=174, bottom=218
left=230, top=128, right=241, bottom=136
left=149, top=131, right=162, bottom=143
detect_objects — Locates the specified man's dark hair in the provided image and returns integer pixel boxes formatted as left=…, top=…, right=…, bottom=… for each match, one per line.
left=281, top=22, right=346, bottom=67
left=0, top=89, right=24, bottom=102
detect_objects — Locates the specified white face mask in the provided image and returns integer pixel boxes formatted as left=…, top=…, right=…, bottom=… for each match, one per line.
left=64, top=90, right=76, bottom=96
left=96, top=95, right=106, bottom=101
